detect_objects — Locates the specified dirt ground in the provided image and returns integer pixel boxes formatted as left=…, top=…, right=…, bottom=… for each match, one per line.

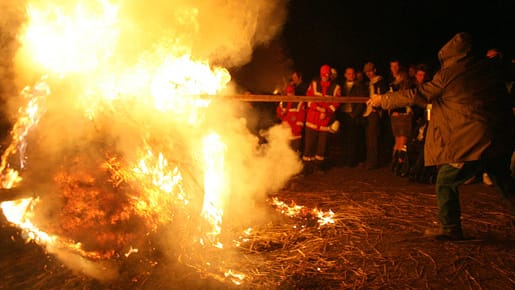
left=1, top=164, right=514, bottom=289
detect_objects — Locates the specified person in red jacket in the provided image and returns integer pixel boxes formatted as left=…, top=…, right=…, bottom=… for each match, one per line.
left=276, top=84, right=305, bottom=154
left=302, top=64, right=341, bottom=174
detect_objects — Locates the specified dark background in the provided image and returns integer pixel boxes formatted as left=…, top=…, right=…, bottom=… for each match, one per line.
left=233, top=0, right=515, bottom=93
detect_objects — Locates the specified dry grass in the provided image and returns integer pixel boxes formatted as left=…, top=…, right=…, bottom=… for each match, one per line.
left=1, top=167, right=514, bottom=289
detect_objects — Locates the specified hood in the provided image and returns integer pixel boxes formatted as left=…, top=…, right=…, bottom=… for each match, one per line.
left=437, top=32, right=473, bottom=68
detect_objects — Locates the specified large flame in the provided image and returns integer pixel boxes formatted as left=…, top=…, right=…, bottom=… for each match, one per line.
left=20, top=0, right=120, bottom=75
left=1, top=0, right=296, bottom=285
left=201, top=132, right=227, bottom=248
left=5, top=0, right=231, bottom=248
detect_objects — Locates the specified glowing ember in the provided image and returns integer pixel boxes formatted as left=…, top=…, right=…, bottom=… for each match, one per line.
left=224, top=269, right=246, bottom=285
left=271, top=197, right=335, bottom=226
left=124, top=246, right=139, bottom=258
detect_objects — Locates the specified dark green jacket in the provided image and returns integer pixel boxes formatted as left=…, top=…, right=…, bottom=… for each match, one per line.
left=381, top=32, right=515, bottom=166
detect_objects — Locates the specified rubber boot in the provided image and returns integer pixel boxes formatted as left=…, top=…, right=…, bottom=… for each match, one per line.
left=397, top=147, right=409, bottom=177
left=391, top=150, right=399, bottom=173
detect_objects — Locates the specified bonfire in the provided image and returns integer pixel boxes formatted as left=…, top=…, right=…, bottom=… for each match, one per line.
left=0, top=0, right=325, bottom=287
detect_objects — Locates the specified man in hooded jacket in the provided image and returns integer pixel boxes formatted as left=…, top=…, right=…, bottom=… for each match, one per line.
left=369, top=32, right=515, bottom=241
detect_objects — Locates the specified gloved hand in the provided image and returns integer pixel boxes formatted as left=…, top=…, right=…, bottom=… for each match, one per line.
left=367, top=94, right=382, bottom=107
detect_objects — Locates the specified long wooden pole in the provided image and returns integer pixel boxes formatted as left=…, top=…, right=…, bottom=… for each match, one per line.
left=210, top=94, right=369, bottom=103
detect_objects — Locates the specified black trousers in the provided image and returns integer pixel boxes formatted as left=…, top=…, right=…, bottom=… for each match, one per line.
left=364, top=112, right=380, bottom=169
left=435, top=153, right=515, bottom=231
left=341, top=113, right=364, bottom=166
left=303, top=127, right=328, bottom=161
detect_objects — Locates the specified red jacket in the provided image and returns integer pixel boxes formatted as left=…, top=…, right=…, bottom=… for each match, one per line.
left=276, top=101, right=305, bottom=138
left=305, top=79, right=341, bottom=131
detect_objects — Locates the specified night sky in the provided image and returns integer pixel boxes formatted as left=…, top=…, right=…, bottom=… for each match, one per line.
left=281, top=0, right=515, bottom=81
left=231, top=0, right=514, bottom=94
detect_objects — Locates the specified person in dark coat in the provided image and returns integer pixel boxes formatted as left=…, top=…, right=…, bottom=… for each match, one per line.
left=362, top=62, right=389, bottom=170
left=337, top=66, right=367, bottom=167
left=369, top=32, right=515, bottom=241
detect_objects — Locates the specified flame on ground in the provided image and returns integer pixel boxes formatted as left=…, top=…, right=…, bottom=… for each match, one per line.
left=271, top=197, right=335, bottom=227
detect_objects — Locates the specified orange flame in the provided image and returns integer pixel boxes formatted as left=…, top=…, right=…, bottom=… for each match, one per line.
left=200, top=133, right=227, bottom=248
left=0, top=77, right=49, bottom=188
left=271, top=197, right=335, bottom=227
left=2, top=0, right=233, bottom=260
left=1, top=198, right=54, bottom=243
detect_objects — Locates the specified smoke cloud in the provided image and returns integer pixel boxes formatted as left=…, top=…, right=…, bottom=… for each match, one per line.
left=119, top=0, right=288, bottom=68
left=0, top=2, right=24, bottom=134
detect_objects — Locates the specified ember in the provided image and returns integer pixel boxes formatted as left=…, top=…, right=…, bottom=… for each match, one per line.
left=270, top=197, right=335, bottom=227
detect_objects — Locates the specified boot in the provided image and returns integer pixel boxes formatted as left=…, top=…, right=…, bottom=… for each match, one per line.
left=391, top=150, right=400, bottom=173
left=397, top=148, right=409, bottom=177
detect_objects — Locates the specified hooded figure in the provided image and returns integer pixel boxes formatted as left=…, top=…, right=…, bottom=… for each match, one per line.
left=380, top=32, right=514, bottom=165
left=369, top=32, right=515, bottom=241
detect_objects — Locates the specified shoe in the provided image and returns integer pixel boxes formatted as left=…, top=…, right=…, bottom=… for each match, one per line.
left=424, top=227, right=465, bottom=241
left=482, top=173, right=493, bottom=186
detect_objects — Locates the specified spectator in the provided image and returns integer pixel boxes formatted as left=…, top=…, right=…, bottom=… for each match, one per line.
left=330, top=67, right=339, bottom=83
left=356, top=71, right=365, bottom=83
left=387, top=59, right=414, bottom=176
left=387, top=59, right=412, bottom=91
left=369, top=32, right=515, bottom=241
left=276, top=84, right=305, bottom=154
left=407, top=63, right=437, bottom=184
left=302, top=64, right=341, bottom=174
left=414, top=63, right=431, bottom=85
left=336, top=66, right=367, bottom=167
left=362, top=61, right=389, bottom=170
left=290, top=71, right=309, bottom=96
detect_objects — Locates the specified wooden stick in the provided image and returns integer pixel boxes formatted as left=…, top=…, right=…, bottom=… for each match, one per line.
left=208, top=94, right=369, bottom=103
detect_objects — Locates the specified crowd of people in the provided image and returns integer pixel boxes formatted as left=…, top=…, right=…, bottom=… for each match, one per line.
left=277, top=58, right=440, bottom=182
left=276, top=32, right=515, bottom=241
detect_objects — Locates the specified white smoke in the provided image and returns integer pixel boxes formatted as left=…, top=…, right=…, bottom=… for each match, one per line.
left=117, top=0, right=288, bottom=68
